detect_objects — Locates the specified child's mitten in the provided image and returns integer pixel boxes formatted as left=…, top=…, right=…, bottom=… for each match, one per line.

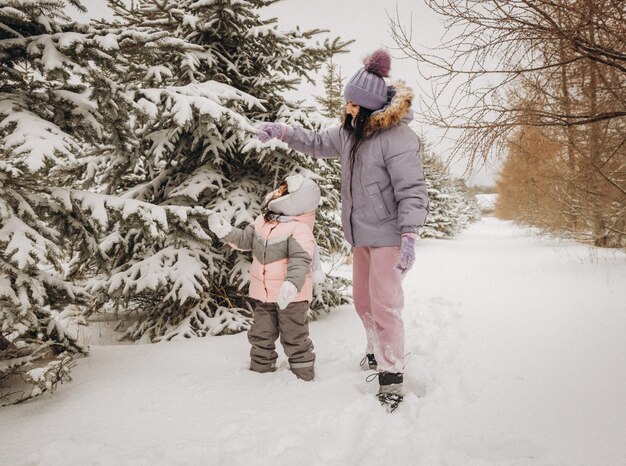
left=395, top=233, right=416, bottom=274
left=207, top=212, right=232, bottom=239
left=256, top=122, right=288, bottom=143
left=277, top=281, right=298, bottom=310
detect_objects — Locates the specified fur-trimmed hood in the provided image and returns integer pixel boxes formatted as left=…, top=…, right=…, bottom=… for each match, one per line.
left=342, top=81, right=414, bottom=137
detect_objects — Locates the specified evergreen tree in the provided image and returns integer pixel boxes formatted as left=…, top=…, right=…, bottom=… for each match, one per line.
left=0, top=0, right=102, bottom=405
left=0, top=0, right=196, bottom=403
left=315, top=57, right=344, bottom=119
left=0, top=1, right=94, bottom=403
left=82, top=0, right=352, bottom=341
left=420, top=140, right=480, bottom=238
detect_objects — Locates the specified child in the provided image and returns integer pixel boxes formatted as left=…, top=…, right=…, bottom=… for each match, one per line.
left=207, top=174, right=319, bottom=381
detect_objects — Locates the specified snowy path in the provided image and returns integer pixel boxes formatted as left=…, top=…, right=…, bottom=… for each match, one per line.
left=2, top=218, right=625, bottom=466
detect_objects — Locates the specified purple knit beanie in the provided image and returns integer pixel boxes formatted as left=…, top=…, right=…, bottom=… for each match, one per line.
left=343, top=49, right=391, bottom=111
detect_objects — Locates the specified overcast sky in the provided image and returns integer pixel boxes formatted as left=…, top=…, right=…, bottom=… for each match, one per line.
left=74, top=0, right=497, bottom=186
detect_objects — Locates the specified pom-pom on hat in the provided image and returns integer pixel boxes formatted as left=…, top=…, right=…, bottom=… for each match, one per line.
left=343, top=49, right=391, bottom=111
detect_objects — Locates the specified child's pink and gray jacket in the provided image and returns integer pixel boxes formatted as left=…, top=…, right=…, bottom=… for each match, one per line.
left=222, top=211, right=316, bottom=304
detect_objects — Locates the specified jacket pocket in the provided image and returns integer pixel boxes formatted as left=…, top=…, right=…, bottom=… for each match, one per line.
left=366, top=183, right=391, bottom=220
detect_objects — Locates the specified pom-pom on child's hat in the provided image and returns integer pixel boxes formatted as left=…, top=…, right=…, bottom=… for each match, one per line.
left=343, top=49, right=391, bottom=111
left=268, top=174, right=320, bottom=216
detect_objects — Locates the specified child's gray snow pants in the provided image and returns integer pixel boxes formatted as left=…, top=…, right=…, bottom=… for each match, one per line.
left=247, top=300, right=315, bottom=381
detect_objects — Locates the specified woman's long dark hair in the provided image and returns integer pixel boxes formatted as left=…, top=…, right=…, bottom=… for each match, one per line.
left=343, top=107, right=375, bottom=192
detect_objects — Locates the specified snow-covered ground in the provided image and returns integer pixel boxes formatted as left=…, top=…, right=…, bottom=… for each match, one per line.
left=2, top=218, right=625, bottom=466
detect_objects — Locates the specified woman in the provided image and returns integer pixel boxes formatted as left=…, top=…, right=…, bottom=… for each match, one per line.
left=257, top=49, right=429, bottom=412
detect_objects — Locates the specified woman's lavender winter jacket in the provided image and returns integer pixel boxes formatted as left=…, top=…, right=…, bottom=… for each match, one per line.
left=283, top=82, right=429, bottom=247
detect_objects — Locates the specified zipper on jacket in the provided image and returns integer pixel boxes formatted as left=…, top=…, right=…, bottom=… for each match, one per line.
left=262, top=222, right=279, bottom=302
left=348, top=149, right=358, bottom=245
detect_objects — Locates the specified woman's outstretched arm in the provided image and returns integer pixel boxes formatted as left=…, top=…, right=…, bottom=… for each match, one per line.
left=257, top=122, right=344, bottom=159
left=283, top=125, right=344, bottom=159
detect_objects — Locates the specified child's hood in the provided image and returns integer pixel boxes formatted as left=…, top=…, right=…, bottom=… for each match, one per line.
left=268, top=174, right=320, bottom=217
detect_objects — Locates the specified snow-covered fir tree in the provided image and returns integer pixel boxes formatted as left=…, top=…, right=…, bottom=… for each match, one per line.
left=314, top=57, right=345, bottom=119
left=0, top=0, right=111, bottom=405
left=0, top=1, right=104, bottom=403
left=420, top=140, right=480, bottom=238
left=0, top=0, right=202, bottom=403
left=80, top=0, right=352, bottom=341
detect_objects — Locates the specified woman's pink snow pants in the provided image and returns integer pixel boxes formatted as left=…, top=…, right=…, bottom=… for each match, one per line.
left=352, top=246, right=405, bottom=373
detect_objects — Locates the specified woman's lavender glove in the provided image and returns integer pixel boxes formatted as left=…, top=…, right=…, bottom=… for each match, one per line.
left=395, top=233, right=417, bottom=274
left=256, top=122, right=288, bottom=143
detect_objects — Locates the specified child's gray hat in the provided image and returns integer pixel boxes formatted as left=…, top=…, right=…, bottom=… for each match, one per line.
left=268, top=174, right=320, bottom=216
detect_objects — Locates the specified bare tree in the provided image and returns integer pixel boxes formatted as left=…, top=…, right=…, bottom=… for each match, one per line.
left=389, top=0, right=626, bottom=160
left=391, top=0, right=625, bottom=247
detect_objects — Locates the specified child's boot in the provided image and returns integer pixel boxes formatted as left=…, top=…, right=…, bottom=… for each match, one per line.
left=289, top=360, right=315, bottom=381
left=249, top=360, right=276, bottom=374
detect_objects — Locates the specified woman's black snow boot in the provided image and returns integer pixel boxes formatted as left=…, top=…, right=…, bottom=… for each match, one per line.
left=377, top=372, right=404, bottom=413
